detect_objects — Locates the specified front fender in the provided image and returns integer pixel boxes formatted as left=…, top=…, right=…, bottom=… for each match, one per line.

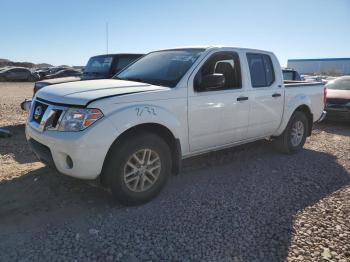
left=273, top=94, right=312, bottom=136
left=105, top=103, right=187, bottom=152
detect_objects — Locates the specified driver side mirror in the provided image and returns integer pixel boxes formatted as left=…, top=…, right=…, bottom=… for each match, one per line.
left=200, top=74, right=225, bottom=90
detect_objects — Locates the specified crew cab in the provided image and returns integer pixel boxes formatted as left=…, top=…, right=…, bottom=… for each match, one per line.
left=26, top=46, right=326, bottom=205
left=21, top=53, right=143, bottom=110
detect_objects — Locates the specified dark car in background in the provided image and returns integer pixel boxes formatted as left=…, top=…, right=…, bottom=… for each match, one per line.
left=325, top=76, right=350, bottom=121
left=0, top=67, right=34, bottom=81
left=21, top=53, right=144, bottom=110
left=34, top=53, right=143, bottom=94
left=282, top=68, right=303, bottom=81
left=45, top=68, right=82, bottom=79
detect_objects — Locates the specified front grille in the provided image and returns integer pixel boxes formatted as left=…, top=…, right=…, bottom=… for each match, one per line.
left=29, top=99, right=66, bottom=132
left=51, top=110, right=63, bottom=127
left=32, top=101, right=48, bottom=124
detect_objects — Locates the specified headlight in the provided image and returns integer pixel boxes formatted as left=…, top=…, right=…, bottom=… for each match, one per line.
left=58, top=108, right=103, bottom=132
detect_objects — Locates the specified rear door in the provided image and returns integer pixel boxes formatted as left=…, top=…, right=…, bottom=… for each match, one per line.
left=188, top=50, right=250, bottom=152
left=246, top=53, right=284, bottom=138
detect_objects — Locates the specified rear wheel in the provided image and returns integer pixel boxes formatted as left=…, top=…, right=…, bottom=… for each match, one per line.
left=104, top=132, right=171, bottom=206
left=274, top=111, right=309, bottom=154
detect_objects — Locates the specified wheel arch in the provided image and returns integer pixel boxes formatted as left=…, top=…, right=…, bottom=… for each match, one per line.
left=294, top=104, right=313, bottom=136
left=100, top=123, right=182, bottom=186
left=274, top=102, right=314, bottom=137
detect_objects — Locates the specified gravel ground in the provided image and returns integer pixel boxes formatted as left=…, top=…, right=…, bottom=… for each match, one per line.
left=0, top=82, right=349, bottom=261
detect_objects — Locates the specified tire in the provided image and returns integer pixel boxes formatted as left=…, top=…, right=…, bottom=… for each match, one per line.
left=104, top=132, right=172, bottom=206
left=274, top=111, right=309, bottom=154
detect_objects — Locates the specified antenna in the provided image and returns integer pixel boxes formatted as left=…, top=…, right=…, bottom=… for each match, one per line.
left=106, top=22, right=109, bottom=54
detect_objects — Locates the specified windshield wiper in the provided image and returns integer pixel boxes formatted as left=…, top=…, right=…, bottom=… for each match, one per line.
left=115, top=77, right=167, bottom=87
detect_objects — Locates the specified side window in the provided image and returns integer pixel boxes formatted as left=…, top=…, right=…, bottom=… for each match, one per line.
left=247, top=53, right=275, bottom=87
left=194, top=52, right=242, bottom=92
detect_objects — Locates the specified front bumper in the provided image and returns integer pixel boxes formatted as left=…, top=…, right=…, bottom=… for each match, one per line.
left=26, top=116, right=118, bottom=180
left=325, top=107, right=350, bottom=121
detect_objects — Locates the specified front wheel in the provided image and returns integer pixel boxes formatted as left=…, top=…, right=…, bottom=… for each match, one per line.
left=104, top=132, right=172, bottom=206
left=274, top=111, right=309, bottom=154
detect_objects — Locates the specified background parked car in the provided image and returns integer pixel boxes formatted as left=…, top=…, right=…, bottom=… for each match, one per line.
left=325, top=76, right=350, bottom=121
left=0, top=67, right=34, bottom=81
left=21, top=53, right=144, bottom=110
left=33, top=53, right=143, bottom=94
left=33, top=67, right=54, bottom=80
left=45, top=68, right=82, bottom=79
left=282, top=68, right=303, bottom=81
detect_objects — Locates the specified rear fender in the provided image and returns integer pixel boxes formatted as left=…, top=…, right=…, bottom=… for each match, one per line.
left=273, top=94, right=312, bottom=136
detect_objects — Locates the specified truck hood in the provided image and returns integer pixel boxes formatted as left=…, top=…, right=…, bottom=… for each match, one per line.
left=36, top=79, right=169, bottom=106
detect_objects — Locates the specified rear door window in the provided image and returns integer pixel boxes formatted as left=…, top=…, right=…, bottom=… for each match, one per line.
left=247, top=53, right=275, bottom=87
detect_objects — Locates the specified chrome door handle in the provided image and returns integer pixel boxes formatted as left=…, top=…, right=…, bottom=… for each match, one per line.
left=237, top=96, right=249, bottom=101
left=272, top=93, right=281, bottom=98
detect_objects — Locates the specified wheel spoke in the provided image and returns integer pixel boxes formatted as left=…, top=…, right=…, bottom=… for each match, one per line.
left=139, top=176, right=145, bottom=191
left=148, top=157, right=159, bottom=165
left=148, top=164, right=161, bottom=174
left=132, top=176, right=140, bottom=191
left=126, top=161, right=138, bottom=170
left=133, top=153, right=144, bottom=165
left=146, top=150, right=152, bottom=164
left=125, top=175, right=138, bottom=184
left=125, top=169, right=137, bottom=178
left=143, top=173, right=154, bottom=183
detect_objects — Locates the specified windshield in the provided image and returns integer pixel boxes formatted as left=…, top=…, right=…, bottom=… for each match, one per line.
left=327, top=77, right=350, bottom=90
left=115, top=49, right=204, bottom=87
left=84, top=56, right=113, bottom=73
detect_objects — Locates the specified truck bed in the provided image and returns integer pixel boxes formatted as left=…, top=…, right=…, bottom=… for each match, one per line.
left=284, top=80, right=324, bottom=87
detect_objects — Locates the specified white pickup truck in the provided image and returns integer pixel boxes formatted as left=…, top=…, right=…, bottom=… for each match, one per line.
left=26, top=46, right=326, bottom=205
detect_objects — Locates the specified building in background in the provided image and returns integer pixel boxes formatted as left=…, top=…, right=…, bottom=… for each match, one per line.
left=287, top=58, right=350, bottom=75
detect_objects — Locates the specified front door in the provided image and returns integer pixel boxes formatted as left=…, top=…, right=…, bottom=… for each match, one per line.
left=188, top=51, right=250, bottom=152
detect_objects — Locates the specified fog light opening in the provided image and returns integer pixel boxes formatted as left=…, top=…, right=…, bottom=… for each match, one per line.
left=66, top=155, right=73, bottom=169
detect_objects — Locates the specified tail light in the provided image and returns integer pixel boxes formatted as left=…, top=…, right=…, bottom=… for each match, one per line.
left=323, top=87, right=327, bottom=106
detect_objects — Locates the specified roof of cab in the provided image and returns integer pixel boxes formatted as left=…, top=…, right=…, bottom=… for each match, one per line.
left=158, top=45, right=274, bottom=54
left=90, top=53, right=144, bottom=58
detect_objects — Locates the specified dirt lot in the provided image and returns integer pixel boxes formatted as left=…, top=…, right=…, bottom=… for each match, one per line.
left=0, top=82, right=349, bottom=261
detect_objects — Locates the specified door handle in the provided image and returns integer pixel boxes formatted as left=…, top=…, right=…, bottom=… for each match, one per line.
left=272, top=93, right=281, bottom=98
left=237, top=96, right=248, bottom=101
